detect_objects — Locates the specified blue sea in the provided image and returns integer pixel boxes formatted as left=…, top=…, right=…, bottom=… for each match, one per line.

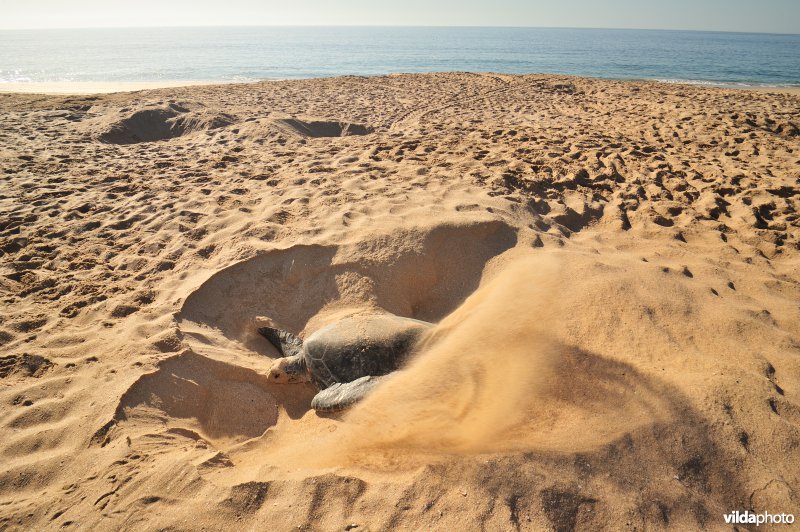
left=1, top=26, right=799, bottom=87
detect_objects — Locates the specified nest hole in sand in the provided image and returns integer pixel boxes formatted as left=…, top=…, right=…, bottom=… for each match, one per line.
left=270, top=118, right=373, bottom=138
left=114, top=352, right=283, bottom=444
left=110, top=350, right=318, bottom=448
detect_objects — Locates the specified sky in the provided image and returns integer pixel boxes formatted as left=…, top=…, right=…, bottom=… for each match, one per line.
left=1, top=0, right=798, bottom=34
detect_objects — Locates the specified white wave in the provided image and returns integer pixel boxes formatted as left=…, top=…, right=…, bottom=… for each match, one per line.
left=654, top=78, right=800, bottom=89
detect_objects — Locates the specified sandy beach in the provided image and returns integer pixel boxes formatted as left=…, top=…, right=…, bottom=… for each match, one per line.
left=1, top=73, right=799, bottom=530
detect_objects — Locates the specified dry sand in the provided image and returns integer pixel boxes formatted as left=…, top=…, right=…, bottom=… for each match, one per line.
left=1, top=73, right=799, bottom=530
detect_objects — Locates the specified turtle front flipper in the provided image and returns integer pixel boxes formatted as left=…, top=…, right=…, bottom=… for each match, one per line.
left=255, top=316, right=303, bottom=358
left=310, top=376, right=385, bottom=412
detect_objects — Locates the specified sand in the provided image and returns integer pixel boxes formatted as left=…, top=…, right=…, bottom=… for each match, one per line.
left=0, top=73, right=799, bottom=530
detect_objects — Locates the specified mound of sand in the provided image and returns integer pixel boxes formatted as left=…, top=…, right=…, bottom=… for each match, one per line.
left=95, top=102, right=236, bottom=143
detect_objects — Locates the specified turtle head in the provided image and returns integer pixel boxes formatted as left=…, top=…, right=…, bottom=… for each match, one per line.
left=267, top=355, right=309, bottom=384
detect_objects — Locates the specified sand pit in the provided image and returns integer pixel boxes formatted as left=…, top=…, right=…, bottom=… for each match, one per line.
left=271, top=118, right=373, bottom=138
left=1, top=73, right=799, bottom=530
left=113, top=351, right=280, bottom=445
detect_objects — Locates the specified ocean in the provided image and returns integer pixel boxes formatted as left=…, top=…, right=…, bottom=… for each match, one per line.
left=1, top=26, right=798, bottom=87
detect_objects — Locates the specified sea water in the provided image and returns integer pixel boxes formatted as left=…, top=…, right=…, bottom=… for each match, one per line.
left=1, top=26, right=798, bottom=87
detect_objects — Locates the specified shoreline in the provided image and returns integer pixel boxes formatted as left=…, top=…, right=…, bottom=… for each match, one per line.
left=1, top=75, right=799, bottom=95
left=0, top=80, right=236, bottom=94
left=650, top=79, right=800, bottom=94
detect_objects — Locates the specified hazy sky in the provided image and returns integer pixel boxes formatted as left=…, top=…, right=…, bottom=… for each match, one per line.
left=2, top=0, right=798, bottom=34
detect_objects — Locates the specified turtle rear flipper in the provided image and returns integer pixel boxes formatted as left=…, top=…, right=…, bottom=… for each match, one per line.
left=257, top=324, right=303, bottom=358
left=311, top=376, right=385, bottom=412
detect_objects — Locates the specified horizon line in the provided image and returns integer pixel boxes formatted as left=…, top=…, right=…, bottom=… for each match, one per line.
left=1, top=24, right=798, bottom=37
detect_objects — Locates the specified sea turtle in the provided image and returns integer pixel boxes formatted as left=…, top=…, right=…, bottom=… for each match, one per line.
left=256, top=314, right=433, bottom=412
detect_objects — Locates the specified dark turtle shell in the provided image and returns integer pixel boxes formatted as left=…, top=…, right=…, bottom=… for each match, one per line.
left=303, top=315, right=432, bottom=388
